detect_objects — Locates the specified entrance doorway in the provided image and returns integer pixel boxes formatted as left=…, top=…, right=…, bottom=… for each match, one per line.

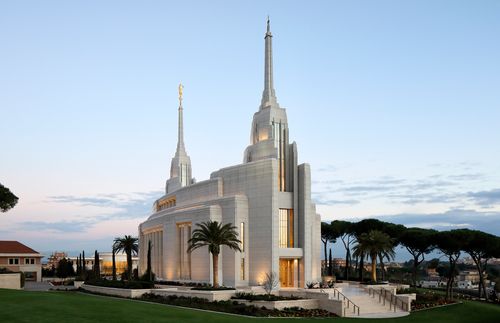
left=279, top=259, right=294, bottom=287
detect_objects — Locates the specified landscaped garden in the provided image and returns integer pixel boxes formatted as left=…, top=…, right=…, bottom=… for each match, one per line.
left=1, top=288, right=499, bottom=323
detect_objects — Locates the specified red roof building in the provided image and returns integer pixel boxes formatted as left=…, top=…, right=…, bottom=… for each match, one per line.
left=0, top=241, right=43, bottom=282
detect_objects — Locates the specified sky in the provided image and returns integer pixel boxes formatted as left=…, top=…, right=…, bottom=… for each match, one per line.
left=1, top=1, right=499, bottom=259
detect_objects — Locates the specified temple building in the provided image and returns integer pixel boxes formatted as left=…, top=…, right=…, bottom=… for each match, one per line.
left=138, top=20, right=321, bottom=288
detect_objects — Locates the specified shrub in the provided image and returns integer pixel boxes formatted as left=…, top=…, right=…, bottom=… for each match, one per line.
left=306, top=281, right=317, bottom=289
left=140, top=293, right=335, bottom=317
left=20, top=272, right=25, bottom=288
left=191, top=286, right=235, bottom=291
left=86, top=279, right=154, bottom=289
left=233, top=292, right=301, bottom=301
left=262, top=272, right=279, bottom=295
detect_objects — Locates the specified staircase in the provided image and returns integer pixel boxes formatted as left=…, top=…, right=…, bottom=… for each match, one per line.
left=332, top=284, right=410, bottom=318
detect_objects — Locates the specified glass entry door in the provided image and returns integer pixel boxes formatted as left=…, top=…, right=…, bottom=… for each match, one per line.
left=279, top=259, right=294, bottom=287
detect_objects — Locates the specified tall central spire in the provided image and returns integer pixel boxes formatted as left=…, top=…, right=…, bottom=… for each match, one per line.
left=166, top=83, right=192, bottom=193
left=260, top=17, right=279, bottom=109
left=176, top=83, right=186, bottom=154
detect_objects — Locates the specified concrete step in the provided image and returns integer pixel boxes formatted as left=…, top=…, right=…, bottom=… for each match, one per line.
left=339, top=287, right=408, bottom=318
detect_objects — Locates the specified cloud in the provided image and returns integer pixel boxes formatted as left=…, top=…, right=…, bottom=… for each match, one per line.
left=18, top=220, right=91, bottom=233
left=467, top=188, right=500, bottom=207
left=317, top=164, right=337, bottom=173
left=50, top=196, right=116, bottom=206
left=20, top=190, right=164, bottom=234
left=312, top=168, right=492, bottom=207
left=312, top=192, right=360, bottom=205
left=48, top=190, right=162, bottom=220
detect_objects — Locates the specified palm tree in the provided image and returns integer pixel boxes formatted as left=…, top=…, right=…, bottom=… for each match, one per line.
left=113, top=235, right=138, bottom=280
left=188, top=221, right=241, bottom=287
left=353, top=230, right=394, bottom=282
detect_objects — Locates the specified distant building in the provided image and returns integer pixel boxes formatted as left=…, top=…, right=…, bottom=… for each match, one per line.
left=426, top=268, right=440, bottom=280
left=44, top=251, right=68, bottom=270
left=458, top=270, right=480, bottom=284
left=0, top=241, right=43, bottom=282
left=457, top=280, right=475, bottom=289
left=333, top=258, right=346, bottom=269
left=68, top=252, right=138, bottom=276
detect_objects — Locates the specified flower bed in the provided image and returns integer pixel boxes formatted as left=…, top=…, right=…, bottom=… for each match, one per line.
left=232, top=292, right=301, bottom=301
left=399, top=288, right=456, bottom=311
left=86, top=279, right=154, bottom=289
left=141, top=293, right=335, bottom=317
left=191, top=286, right=235, bottom=291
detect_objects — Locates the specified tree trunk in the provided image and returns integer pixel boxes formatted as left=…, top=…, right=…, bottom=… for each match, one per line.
left=480, top=266, right=488, bottom=299
left=112, top=248, right=116, bottom=281
left=359, top=257, right=364, bottom=281
left=127, top=251, right=132, bottom=280
left=328, top=248, right=333, bottom=276
left=345, top=248, right=350, bottom=280
left=212, top=253, right=219, bottom=288
left=379, top=254, right=386, bottom=281
left=371, top=255, right=377, bottom=282
left=413, top=255, right=418, bottom=287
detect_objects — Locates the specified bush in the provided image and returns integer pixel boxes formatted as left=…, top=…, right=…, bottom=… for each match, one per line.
left=139, top=272, right=156, bottom=282
left=140, top=293, right=335, bottom=317
left=20, top=272, right=25, bottom=288
left=191, top=286, right=235, bottom=291
left=86, top=279, right=154, bottom=289
left=233, top=292, right=301, bottom=301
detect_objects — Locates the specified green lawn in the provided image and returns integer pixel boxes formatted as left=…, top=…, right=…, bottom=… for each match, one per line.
left=1, top=289, right=499, bottom=323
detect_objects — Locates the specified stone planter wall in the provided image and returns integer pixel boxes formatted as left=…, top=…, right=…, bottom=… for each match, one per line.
left=0, top=273, right=21, bottom=290
left=395, top=293, right=416, bottom=311
left=81, top=284, right=151, bottom=298
left=234, top=299, right=319, bottom=310
left=151, top=288, right=236, bottom=301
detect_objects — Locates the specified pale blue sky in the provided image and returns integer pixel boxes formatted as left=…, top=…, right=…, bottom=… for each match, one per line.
left=1, top=1, right=499, bottom=258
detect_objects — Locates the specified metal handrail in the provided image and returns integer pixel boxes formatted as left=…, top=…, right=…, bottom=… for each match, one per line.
left=332, top=288, right=360, bottom=316
left=368, top=287, right=409, bottom=312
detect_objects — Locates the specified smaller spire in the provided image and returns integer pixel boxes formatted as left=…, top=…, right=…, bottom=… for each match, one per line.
left=176, top=83, right=185, bottom=153
left=267, top=16, right=270, bottom=33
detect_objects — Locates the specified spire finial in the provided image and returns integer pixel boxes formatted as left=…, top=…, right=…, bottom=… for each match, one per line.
left=178, top=83, right=183, bottom=102
left=260, top=17, right=278, bottom=109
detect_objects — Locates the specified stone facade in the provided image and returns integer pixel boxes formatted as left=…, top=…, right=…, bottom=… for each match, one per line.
left=139, top=20, right=321, bottom=288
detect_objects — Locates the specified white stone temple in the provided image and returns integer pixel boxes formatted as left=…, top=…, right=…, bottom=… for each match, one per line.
left=138, top=19, right=321, bottom=288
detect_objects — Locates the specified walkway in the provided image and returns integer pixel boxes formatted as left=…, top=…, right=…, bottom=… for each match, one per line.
left=331, top=283, right=409, bottom=318
left=24, top=281, right=52, bottom=291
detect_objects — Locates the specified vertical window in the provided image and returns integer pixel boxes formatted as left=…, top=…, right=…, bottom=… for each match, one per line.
left=240, top=258, right=245, bottom=280
left=177, top=222, right=192, bottom=280
left=273, top=121, right=287, bottom=191
left=180, top=164, right=189, bottom=186
left=240, top=222, right=245, bottom=252
left=279, top=209, right=294, bottom=248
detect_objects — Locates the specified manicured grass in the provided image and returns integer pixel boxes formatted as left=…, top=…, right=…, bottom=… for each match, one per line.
left=1, top=289, right=499, bottom=322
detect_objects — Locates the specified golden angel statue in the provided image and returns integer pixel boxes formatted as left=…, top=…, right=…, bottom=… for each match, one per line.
left=178, top=83, right=184, bottom=100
